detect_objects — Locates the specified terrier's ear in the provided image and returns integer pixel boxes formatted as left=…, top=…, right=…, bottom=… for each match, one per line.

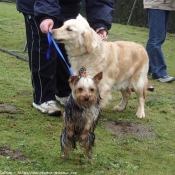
left=68, top=75, right=79, bottom=87
left=93, top=72, right=103, bottom=83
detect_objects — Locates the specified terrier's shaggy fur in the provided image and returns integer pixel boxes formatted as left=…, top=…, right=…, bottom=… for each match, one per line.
left=60, top=68, right=102, bottom=159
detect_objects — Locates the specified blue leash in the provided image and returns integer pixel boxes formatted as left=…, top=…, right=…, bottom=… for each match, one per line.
left=46, top=32, right=74, bottom=76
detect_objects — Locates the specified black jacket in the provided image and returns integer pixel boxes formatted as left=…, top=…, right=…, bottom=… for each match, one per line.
left=16, top=0, right=114, bottom=30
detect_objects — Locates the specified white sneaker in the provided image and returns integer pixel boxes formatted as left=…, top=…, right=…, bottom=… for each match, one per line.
left=158, top=75, right=175, bottom=83
left=55, top=95, right=69, bottom=106
left=32, top=100, right=61, bottom=116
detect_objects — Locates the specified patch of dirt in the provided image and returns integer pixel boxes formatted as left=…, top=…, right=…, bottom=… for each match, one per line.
left=0, top=102, right=21, bottom=114
left=0, top=146, right=34, bottom=162
left=103, top=121, right=156, bottom=139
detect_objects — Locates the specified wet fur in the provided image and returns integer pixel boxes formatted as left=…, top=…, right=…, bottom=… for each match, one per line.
left=60, top=72, right=102, bottom=158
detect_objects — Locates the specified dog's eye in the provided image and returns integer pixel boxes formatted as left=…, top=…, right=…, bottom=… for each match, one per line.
left=66, top=27, right=72, bottom=31
left=78, top=88, right=83, bottom=92
left=90, top=88, right=94, bottom=92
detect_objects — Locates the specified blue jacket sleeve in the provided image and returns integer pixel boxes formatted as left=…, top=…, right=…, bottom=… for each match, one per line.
left=34, top=0, right=82, bottom=22
left=34, top=0, right=61, bottom=21
left=85, top=0, right=114, bottom=31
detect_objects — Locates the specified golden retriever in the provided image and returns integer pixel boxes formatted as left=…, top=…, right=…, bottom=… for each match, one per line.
left=52, top=15, right=149, bottom=118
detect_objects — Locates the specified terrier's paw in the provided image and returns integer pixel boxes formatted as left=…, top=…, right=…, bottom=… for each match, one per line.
left=67, top=131, right=74, bottom=138
left=87, top=151, right=92, bottom=159
left=80, top=134, right=87, bottom=140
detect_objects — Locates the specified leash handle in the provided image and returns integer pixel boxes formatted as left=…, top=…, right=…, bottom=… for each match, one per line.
left=46, top=32, right=74, bottom=76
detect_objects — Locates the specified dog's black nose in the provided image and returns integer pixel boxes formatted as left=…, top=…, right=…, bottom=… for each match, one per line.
left=84, top=97, right=89, bottom=101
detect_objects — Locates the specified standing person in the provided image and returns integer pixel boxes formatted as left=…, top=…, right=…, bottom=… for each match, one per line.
left=144, top=0, right=175, bottom=83
left=16, top=0, right=114, bottom=116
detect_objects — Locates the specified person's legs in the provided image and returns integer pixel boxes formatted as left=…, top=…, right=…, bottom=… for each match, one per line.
left=23, top=14, right=62, bottom=116
left=54, top=43, right=72, bottom=106
left=146, top=9, right=169, bottom=79
left=24, top=14, right=58, bottom=104
left=52, top=21, right=72, bottom=105
left=55, top=43, right=71, bottom=98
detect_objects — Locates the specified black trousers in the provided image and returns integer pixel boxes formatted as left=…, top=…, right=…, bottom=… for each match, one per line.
left=23, top=14, right=71, bottom=104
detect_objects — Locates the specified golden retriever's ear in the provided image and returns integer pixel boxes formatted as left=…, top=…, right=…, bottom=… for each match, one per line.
left=76, top=14, right=89, bottom=27
left=83, top=33, right=94, bottom=53
left=83, top=29, right=97, bottom=53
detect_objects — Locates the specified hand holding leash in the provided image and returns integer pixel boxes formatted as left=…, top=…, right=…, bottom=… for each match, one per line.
left=40, top=19, right=54, bottom=34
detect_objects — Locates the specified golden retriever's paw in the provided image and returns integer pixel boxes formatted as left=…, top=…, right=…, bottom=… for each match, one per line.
left=136, top=111, right=145, bottom=118
left=113, top=105, right=125, bottom=112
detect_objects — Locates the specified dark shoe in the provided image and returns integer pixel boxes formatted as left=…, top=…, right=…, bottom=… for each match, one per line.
left=157, top=75, right=175, bottom=83
left=147, top=83, right=154, bottom=92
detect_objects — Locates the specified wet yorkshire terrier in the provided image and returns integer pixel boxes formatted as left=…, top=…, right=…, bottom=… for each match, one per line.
left=60, top=68, right=103, bottom=159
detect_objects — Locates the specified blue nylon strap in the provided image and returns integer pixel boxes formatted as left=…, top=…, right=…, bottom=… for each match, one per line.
left=46, top=32, right=52, bottom=60
left=46, top=32, right=74, bottom=76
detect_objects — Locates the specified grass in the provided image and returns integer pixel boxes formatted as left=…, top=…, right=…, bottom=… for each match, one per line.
left=0, top=2, right=175, bottom=175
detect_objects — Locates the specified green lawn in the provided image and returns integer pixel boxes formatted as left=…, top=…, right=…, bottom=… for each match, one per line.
left=0, top=2, right=175, bottom=175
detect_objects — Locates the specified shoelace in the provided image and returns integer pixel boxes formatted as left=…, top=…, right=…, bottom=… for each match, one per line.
left=45, top=101, right=56, bottom=107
